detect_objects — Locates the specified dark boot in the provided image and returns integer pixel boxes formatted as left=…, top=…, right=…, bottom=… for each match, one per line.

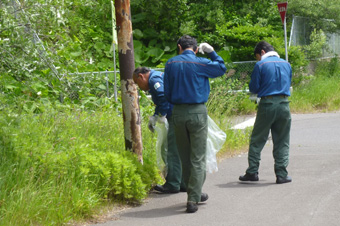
left=239, top=172, right=259, bottom=181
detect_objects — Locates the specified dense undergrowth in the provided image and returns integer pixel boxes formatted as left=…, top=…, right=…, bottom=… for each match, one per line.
left=0, top=107, right=162, bottom=225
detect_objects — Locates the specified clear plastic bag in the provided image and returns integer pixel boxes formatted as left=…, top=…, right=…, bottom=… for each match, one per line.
left=155, top=118, right=169, bottom=176
left=155, top=116, right=225, bottom=175
left=206, top=116, right=226, bottom=173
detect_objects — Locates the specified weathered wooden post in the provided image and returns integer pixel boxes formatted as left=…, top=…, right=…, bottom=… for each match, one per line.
left=114, top=0, right=143, bottom=163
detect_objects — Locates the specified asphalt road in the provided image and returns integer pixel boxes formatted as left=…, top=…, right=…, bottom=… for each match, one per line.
left=92, top=112, right=340, bottom=226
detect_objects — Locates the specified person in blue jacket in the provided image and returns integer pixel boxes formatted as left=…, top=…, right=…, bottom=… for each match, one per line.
left=133, top=67, right=185, bottom=193
left=239, top=41, right=293, bottom=184
left=163, top=35, right=227, bottom=213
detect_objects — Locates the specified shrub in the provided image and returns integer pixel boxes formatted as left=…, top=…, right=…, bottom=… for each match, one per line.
left=0, top=108, right=161, bottom=225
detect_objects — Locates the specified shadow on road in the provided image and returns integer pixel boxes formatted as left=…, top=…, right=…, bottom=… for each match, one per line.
left=216, top=181, right=276, bottom=188
left=120, top=202, right=205, bottom=219
left=147, top=192, right=176, bottom=198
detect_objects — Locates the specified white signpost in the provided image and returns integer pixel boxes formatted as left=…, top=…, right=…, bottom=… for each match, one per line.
left=111, top=1, right=118, bottom=102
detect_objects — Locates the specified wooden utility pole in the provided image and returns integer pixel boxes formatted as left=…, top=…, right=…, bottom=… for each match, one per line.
left=114, top=0, right=143, bottom=163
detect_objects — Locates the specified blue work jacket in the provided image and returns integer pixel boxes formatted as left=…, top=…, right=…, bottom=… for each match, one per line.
left=164, top=50, right=227, bottom=104
left=148, top=70, right=172, bottom=117
left=249, top=56, right=292, bottom=97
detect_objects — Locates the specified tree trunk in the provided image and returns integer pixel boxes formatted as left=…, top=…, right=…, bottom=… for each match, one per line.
left=115, top=0, right=143, bottom=163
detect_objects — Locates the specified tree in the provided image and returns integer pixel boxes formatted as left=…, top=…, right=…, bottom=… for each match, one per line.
left=115, top=0, right=143, bottom=163
left=288, top=0, right=340, bottom=32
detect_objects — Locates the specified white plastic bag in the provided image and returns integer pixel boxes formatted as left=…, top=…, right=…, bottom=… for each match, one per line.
left=155, top=118, right=169, bottom=176
left=206, top=116, right=226, bottom=173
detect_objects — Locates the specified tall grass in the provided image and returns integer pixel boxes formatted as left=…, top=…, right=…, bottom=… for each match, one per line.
left=208, top=77, right=257, bottom=116
left=0, top=107, right=161, bottom=225
left=290, top=58, right=340, bottom=112
left=0, top=99, right=253, bottom=225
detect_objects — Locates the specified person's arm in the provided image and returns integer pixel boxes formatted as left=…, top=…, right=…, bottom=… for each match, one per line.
left=150, top=75, right=169, bottom=117
left=198, top=43, right=227, bottom=78
left=206, top=51, right=227, bottom=77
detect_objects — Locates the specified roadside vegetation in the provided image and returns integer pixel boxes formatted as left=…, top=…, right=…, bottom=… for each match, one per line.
left=0, top=95, right=254, bottom=226
left=1, top=0, right=340, bottom=225
left=290, top=58, right=340, bottom=112
left=0, top=107, right=162, bottom=225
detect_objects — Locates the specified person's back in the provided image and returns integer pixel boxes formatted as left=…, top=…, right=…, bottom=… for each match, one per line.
left=165, top=49, right=226, bottom=104
left=250, top=55, right=292, bottom=98
left=239, top=41, right=293, bottom=185
left=164, top=35, right=226, bottom=213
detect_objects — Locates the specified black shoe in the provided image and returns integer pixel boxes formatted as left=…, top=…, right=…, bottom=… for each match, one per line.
left=239, top=173, right=259, bottom=181
left=186, top=201, right=198, bottom=213
left=154, top=184, right=179, bottom=193
left=200, top=193, right=209, bottom=202
left=276, top=176, right=292, bottom=184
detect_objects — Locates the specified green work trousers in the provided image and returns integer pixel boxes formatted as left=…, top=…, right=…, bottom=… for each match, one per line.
left=172, top=104, right=208, bottom=203
left=246, top=96, right=291, bottom=178
left=163, top=115, right=185, bottom=190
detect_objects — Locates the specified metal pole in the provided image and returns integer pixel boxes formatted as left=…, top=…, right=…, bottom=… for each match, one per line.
left=113, top=44, right=118, bottom=102
left=284, top=16, right=288, bottom=61
left=106, top=70, right=109, bottom=98
left=289, top=15, right=295, bottom=47
left=115, top=0, right=143, bottom=163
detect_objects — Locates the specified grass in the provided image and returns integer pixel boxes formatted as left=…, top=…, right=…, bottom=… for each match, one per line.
left=290, top=59, right=340, bottom=113
left=290, top=75, right=340, bottom=112
left=0, top=108, right=162, bottom=225
left=0, top=104, right=252, bottom=225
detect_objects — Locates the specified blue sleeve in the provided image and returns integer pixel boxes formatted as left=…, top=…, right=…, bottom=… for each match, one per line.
left=149, top=75, right=170, bottom=116
left=198, top=51, right=227, bottom=78
left=249, top=64, right=261, bottom=94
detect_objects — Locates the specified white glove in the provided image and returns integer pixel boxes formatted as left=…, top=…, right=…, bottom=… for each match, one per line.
left=157, top=115, right=167, bottom=124
left=148, top=115, right=157, bottom=133
left=199, top=43, right=214, bottom=54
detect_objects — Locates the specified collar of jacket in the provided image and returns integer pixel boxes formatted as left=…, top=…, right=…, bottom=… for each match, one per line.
left=261, top=51, right=280, bottom=60
left=182, top=49, right=196, bottom=55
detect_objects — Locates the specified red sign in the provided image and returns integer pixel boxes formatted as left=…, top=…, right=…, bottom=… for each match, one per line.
left=277, top=2, right=288, bottom=24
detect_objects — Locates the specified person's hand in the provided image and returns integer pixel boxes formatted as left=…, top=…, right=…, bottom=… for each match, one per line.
left=158, top=115, right=167, bottom=124
left=148, top=115, right=157, bottom=133
left=199, top=43, right=214, bottom=54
